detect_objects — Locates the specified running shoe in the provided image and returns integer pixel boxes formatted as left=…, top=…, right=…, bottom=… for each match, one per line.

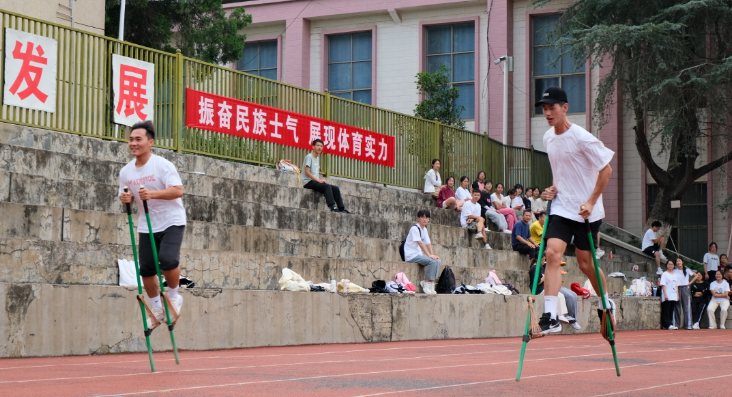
left=721, top=325, right=726, bottom=329
left=502, top=229, right=512, bottom=234
left=558, top=315, right=570, bottom=324
left=570, top=322, right=581, bottom=330
left=475, top=233, right=484, bottom=240
left=692, top=322, right=700, bottom=330
left=595, top=249, right=605, bottom=260
left=656, top=267, right=663, bottom=275
left=147, top=307, right=164, bottom=329
left=537, top=313, right=562, bottom=335
left=340, top=209, right=352, bottom=214
left=484, top=243, right=492, bottom=250
left=420, top=280, right=436, bottom=294
left=565, top=315, right=577, bottom=323
left=659, top=252, right=668, bottom=262
left=668, top=325, right=678, bottom=330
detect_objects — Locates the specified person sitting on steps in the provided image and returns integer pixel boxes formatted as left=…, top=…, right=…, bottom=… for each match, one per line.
left=461, top=189, right=492, bottom=250
left=302, top=139, right=351, bottom=213
left=423, top=159, right=442, bottom=198
left=436, top=176, right=466, bottom=211
left=403, top=209, right=441, bottom=294
left=512, top=210, right=538, bottom=259
left=474, top=180, right=512, bottom=235
left=641, top=220, right=667, bottom=275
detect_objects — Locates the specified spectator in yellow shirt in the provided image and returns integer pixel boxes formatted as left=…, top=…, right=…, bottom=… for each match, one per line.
left=530, top=211, right=547, bottom=245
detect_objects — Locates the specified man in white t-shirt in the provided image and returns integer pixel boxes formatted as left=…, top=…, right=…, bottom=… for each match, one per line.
left=461, top=190, right=491, bottom=250
left=641, top=220, right=667, bottom=274
left=119, top=121, right=186, bottom=327
left=404, top=209, right=441, bottom=294
left=538, top=86, right=616, bottom=335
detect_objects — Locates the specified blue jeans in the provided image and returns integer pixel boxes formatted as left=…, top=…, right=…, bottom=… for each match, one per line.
left=408, top=255, right=441, bottom=280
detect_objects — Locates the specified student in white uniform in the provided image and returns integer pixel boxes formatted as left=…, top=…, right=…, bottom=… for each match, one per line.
left=460, top=190, right=491, bottom=250
left=660, top=260, right=679, bottom=330
left=707, top=270, right=730, bottom=329
left=403, top=209, right=440, bottom=294
left=455, top=176, right=472, bottom=202
left=674, top=258, right=693, bottom=330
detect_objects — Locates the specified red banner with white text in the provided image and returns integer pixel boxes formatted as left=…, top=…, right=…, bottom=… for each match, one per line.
left=185, top=89, right=395, bottom=167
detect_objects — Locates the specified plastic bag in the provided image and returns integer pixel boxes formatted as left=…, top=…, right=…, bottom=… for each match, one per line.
left=279, top=268, right=310, bottom=292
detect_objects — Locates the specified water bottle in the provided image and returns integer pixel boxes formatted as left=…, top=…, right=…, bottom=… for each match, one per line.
left=330, top=279, right=337, bottom=293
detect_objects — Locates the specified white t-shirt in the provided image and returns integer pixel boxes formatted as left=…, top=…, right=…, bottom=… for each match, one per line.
left=703, top=253, right=720, bottom=272
left=404, top=224, right=430, bottom=262
left=533, top=198, right=546, bottom=212
left=660, top=271, right=679, bottom=301
left=460, top=200, right=481, bottom=228
left=511, top=196, right=524, bottom=209
left=423, top=169, right=441, bottom=193
left=641, top=229, right=657, bottom=250
left=455, top=186, right=472, bottom=201
left=490, top=193, right=511, bottom=209
left=709, top=280, right=730, bottom=302
left=543, top=124, right=615, bottom=223
left=118, top=154, right=186, bottom=233
left=674, top=268, right=692, bottom=287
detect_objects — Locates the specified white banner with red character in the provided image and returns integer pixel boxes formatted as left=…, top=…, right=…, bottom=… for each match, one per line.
left=185, top=89, right=395, bottom=168
left=3, top=29, right=57, bottom=112
left=112, top=54, right=154, bottom=126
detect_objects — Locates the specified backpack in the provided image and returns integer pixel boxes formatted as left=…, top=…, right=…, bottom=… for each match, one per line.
left=369, top=280, right=388, bottom=293
left=629, top=277, right=651, bottom=297
left=399, top=224, right=421, bottom=261
left=435, top=266, right=456, bottom=294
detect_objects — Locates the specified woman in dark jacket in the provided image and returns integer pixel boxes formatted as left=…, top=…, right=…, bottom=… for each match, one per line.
left=689, top=271, right=709, bottom=329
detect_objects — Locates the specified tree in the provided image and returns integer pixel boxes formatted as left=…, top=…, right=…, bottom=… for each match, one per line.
left=414, top=65, right=466, bottom=129
left=540, top=0, right=732, bottom=236
left=105, top=0, right=252, bottom=65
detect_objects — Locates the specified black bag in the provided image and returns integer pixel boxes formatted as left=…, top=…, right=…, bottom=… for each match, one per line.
left=369, top=280, right=389, bottom=293
left=399, top=224, right=421, bottom=261
left=435, top=266, right=456, bottom=294
left=309, top=285, right=326, bottom=292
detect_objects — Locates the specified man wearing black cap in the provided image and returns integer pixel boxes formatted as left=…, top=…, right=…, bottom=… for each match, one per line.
left=536, top=86, right=615, bottom=335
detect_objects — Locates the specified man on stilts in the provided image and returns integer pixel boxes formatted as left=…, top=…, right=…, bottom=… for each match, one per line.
left=536, top=86, right=615, bottom=334
left=119, top=120, right=186, bottom=327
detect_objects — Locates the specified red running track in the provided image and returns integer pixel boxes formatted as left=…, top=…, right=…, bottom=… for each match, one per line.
left=0, top=330, right=728, bottom=396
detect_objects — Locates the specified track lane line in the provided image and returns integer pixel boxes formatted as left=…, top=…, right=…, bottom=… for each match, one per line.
left=591, top=373, right=732, bottom=396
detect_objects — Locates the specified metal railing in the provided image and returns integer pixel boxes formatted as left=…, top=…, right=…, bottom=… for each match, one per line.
left=0, top=8, right=552, bottom=191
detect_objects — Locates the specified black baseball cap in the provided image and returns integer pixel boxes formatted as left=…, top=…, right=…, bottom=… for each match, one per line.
left=534, top=86, right=568, bottom=107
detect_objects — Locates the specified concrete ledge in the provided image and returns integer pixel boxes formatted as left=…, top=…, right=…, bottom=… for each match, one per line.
left=0, top=283, right=673, bottom=358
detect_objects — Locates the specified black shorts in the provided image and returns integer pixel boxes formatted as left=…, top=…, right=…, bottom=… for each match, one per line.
left=138, top=225, right=185, bottom=278
left=544, top=215, right=600, bottom=252
left=642, top=244, right=660, bottom=256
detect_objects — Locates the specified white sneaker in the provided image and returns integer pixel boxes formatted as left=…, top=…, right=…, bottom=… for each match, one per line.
left=147, top=307, right=165, bottom=328
left=721, top=325, right=726, bottom=329
left=558, top=315, right=570, bottom=324
left=656, top=267, right=663, bottom=275
left=692, top=322, right=700, bottom=330
left=668, top=325, right=678, bottom=330
left=502, top=229, right=512, bottom=234
left=570, top=322, right=581, bottom=330
left=709, top=325, right=717, bottom=329
left=484, top=243, right=492, bottom=250
left=420, top=281, right=436, bottom=294
left=659, top=253, right=668, bottom=262
left=170, top=294, right=183, bottom=316
left=474, top=233, right=484, bottom=240
left=595, top=249, right=605, bottom=260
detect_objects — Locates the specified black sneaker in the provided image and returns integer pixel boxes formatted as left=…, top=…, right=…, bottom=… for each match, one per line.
left=538, top=312, right=561, bottom=335
left=330, top=207, right=340, bottom=212
left=339, top=209, right=352, bottom=214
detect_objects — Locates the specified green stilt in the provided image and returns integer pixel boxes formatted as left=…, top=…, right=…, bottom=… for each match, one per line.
left=585, top=219, right=621, bottom=377
left=123, top=187, right=156, bottom=372
left=516, top=201, right=552, bottom=381
left=141, top=186, right=180, bottom=365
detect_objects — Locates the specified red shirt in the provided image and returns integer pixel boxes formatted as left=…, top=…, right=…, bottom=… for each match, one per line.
left=437, top=185, right=455, bottom=207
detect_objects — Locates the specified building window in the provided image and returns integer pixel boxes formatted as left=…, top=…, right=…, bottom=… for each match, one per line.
left=646, top=183, right=708, bottom=260
left=425, top=23, right=475, bottom=119
left=238, top=40, right=278, bottom=80
left=532, top=15, right=585, bottom=115
left=328, top=32, right=372, bottom=104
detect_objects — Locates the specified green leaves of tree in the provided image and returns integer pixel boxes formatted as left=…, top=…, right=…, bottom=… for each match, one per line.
left=414, top=65, right=466, bottom=129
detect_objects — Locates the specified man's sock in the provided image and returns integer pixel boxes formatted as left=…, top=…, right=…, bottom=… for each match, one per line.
left=544, top=295, right=558, bottom=319
left=150, top=295, right=162, bottom=310
left=167, top=286, right=179, bottom=301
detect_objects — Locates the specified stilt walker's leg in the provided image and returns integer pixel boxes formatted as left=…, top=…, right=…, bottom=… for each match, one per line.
left=516, top=201, right=552, bottom=381
left=123, top=187, right=156, bottom=372
left=585, top=219, right=621, bottom=377
left=140, top=186, right=180, bottom=365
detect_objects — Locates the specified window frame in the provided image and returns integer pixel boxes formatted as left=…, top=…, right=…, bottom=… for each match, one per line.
left=237, top=36, right=281, bottom=81
left=420, top=19, right=479, bottom=122
left=530, top=13, right=587, bottom=116
left=321, top=27, right=377, bottom=105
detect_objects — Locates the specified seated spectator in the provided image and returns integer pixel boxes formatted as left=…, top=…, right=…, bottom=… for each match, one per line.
left=660, top=260, right=679, bottom=330
left=455, top=176, right=472, bottom=202
left=403, top=209, right=440, bottom=294
left=461, top=190, right=491, bottom=250
left=707, top=270, right=730, bottom=329
left=436, top=176, right=466, bottom=211
left=509, top=188, right=524, bottom=210
left=490, top=183, right=518, bottom=231
left=473, top=171, right=487, bottom=192
left=475, top=181, right=512, bottom=235
left=512, top=210, right=538, bottom=259
left=641, top=221, right=666, bottom=274
left=530, top=211, right=547, bottom=245
left=528, top=259, right=581, bottom=331
left=689, top=272, right=709, bottom=329
left=523, top=187, right=533, bottom=212
left=703, top=242, right=720, bottom=282
left=720, top=254, right=728, bottom=272
left=531, top=186, right=546, bottom=214
left=423, top=159, right=442, bottom=197
left=302, top=139, right=351, bottom=213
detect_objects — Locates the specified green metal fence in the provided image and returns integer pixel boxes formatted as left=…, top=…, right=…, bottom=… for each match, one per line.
left=0, top=8, right=552, bottom=191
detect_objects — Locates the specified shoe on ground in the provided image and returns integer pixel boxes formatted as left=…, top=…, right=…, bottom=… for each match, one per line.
left=692, top=322, right=700, bottom=329
left=565, top=315, right=576, bottom=324
left=709, top=325, right=717, bottom=329
left=558, top=315, right=570, bottom=324
left=475, top=233, right=484, bottom=240
left=330, top=207, right=340, bottom=212
left=668, top=325, right=678, bottom=330
left=570, top=322, right=581, bottom=330
left=147, top=307, right=165, bottom=329
left=721, top=325, right=726, bottom=329
left=502, top=229, right=512, bottom=234
left=595, top=249, right=605, bottom=260
left=484, top=243, right=492, bottom=250
left=340, top=209, right=352, bottom=214
left=537, top=312, right=562, bottom=335
left=656, top=267, right=663, bottom=275
left=420, top=280, right=436, bottom=294
left=596, top=298, right=616, bottom=322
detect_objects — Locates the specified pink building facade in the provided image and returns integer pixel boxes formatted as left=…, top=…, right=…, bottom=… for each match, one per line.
left=224, top=0, right=731, bottom=260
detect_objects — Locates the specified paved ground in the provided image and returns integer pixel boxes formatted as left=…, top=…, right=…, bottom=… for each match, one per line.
left=0, top=329, right=728, bottom=396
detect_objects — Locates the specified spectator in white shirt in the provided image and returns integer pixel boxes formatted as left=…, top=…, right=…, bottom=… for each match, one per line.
left=403, top=209, right=440, bottom=294
left=674, top=258, right=693, bottom=330
left=641, top=220, right=666, bottom=274
left=461, top=190, right=491, bottom=250
left=707, top=270, right=730, bottom=329
left=703, top=242, right=720, bottom=282
left=490, top=183, right=518, bottom=231
left=509, top=188, right=524, bottom=210
left=423, top=159, right=442, bottom=197
left=455, top=176, right=472, bottom=202
left=660, top=260, right=679, bottom=329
